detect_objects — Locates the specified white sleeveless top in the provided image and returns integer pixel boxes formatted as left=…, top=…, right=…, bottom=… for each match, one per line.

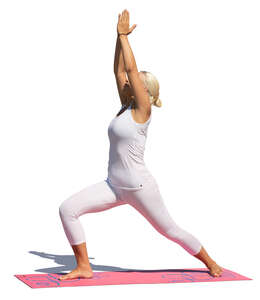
left=107, top=101, right=153, bottom=189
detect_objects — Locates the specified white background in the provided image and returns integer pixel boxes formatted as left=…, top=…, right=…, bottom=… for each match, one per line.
left=0, top=0, right=259, bottom=298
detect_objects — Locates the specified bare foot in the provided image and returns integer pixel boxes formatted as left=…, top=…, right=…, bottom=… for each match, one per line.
left=59, top=265, right=93, bottom=281
left=207, top=261, right=223, bottom=277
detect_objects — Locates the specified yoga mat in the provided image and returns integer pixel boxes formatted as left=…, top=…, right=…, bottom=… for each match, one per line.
left=14, top=267, right=252, bottom=288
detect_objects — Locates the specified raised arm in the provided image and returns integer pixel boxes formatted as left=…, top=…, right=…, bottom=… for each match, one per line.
left=114, top=34, right=125, bottom=75
left=113, top=34, right=128, bottom=106
left=117, top=10, right=151, bottom=117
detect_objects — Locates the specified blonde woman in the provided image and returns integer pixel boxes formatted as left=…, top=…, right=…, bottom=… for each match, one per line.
left=58, top=9, right=223, bottom=280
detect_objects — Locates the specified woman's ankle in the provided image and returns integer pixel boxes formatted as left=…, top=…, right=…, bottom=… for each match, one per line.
left=77, top=262, right=92, bottom=269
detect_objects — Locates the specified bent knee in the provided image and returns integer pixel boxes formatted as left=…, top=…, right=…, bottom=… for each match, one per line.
left=59, top=199, right=75, bottom=218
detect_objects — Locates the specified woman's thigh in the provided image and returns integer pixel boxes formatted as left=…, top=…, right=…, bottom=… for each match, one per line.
left=59, top=179, right=125, bottom=218
left=123, top=178, right=179, bottom=234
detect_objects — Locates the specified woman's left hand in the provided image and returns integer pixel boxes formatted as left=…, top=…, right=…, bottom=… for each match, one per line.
left=117, top=9, right=137, bottom=36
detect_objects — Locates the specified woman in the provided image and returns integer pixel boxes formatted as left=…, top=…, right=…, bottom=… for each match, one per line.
left=58, top=9, right=223, bottom=281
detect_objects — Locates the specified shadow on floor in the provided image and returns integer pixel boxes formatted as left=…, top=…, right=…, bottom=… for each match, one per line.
left=28, top=250, right=209, bottom=275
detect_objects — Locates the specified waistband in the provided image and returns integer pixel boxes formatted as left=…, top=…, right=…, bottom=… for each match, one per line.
left=106, top=178, right=144, bottom=191
left=105, top=174, right=156, bottom=191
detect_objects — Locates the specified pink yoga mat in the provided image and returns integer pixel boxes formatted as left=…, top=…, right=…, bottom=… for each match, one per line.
left=14, top=268, right=252, bottom=288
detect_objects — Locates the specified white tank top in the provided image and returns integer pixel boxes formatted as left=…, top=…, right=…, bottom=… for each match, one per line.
left=107, top=101, right=153, bottom=189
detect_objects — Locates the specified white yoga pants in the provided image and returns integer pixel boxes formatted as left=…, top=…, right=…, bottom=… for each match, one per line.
left=59, top=177, right=202, bottom=256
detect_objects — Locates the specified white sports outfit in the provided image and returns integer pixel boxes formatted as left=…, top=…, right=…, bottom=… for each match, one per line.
left=59, top=102, right=202, bottom=255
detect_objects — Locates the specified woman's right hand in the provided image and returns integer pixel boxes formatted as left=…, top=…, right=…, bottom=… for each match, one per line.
left=117, top=9, right=137, bottom=36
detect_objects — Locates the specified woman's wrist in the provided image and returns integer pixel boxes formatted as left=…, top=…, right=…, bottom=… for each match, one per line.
left=118, top=34, right=128, bottom=41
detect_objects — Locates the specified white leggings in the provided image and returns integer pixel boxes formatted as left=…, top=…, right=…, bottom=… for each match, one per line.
left=59, top=177, right=202, bottom=256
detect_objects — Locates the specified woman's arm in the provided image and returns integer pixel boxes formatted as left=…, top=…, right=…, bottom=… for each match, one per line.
left=114, top=35, right=128, bottom=106
left=114, top=34, right=125, bottom=75
left=117, top=10, right=150, bottom=116
left=118, top=34, right=137, bottom=73
left=119, top=33, right=151, bottom=115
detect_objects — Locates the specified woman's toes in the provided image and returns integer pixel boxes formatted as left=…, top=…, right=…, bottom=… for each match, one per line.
left=59, top=269, right=80, bottom=280
left=59, top=268, right=93, bottom=280
left=208, top=263, right=223, bottom=277
left=59, top=274, right=70, bottom=280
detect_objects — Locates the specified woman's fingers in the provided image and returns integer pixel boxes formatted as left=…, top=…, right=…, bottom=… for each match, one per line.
left=121, top=10, right=124, bottom=20
left=129, top=24, right=137, bottom=33
left=121, top=9, right=129, bottom=20
left=123, top=10, right=126, bottom=22
left=117, top=9, right=132, bottom=34
left=119, top=9, right=129, bottom=17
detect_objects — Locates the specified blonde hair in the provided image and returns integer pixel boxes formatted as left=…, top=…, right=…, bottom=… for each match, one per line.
left=140, top=71, right=162, bottom=107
